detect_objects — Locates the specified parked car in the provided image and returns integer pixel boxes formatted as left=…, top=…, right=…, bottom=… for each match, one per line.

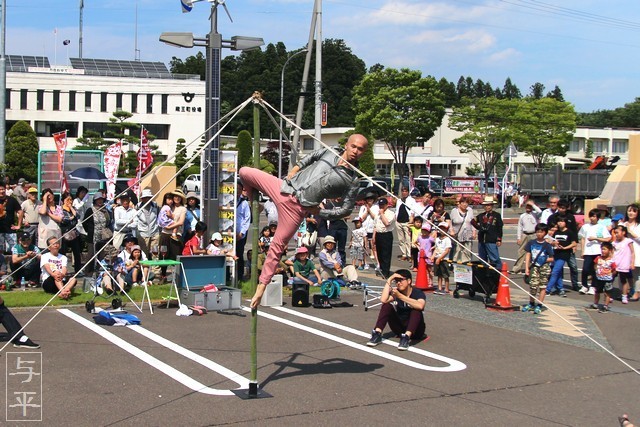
left=182, top=174, right=201, bottom=193
left=413, top=178, right=444, bottom=197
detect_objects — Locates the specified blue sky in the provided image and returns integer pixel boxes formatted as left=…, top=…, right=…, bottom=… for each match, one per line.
left=5, top=0, right=640, bottom=113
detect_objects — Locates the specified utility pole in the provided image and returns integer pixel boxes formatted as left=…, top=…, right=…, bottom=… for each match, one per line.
left=0, top=0, right=7, bottom=164
left=290, top=0, right=322, bottom=167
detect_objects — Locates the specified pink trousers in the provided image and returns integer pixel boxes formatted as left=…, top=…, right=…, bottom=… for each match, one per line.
left=239, top=167, right=308, bottom=285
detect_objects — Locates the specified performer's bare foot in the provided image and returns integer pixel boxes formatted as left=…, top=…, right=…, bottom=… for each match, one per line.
left=250, top=283, right=267, bottom=309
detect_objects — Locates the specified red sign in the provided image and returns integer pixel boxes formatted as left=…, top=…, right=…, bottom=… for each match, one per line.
left=52, top=131, right=69, bottom=193
left=129, top=127, right=154, bottom=196
left=104, top=141, right=122, bottom=200
left=321, top=102, right=327, bottom=126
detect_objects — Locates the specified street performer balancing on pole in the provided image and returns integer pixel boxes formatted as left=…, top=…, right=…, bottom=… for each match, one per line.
left=239, top=134, right=368, bottom=308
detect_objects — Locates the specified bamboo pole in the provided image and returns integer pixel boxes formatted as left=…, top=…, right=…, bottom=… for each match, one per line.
left=248, top=95, right=261, bottom=397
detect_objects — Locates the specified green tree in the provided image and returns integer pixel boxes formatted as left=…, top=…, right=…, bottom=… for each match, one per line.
left=456, top=76, right=472, bottom=100
left=236, top=130, right=253, bottom=168
left=474, top=79, right=486, bottom=98
left=173, top=39, right=366, bottom=137
left=169, top=51, right=206, bottom=80
left=353, top=68, right=446, bottom=191
left=259, top=158, right=275, bottom=174
left=5, top=121, right=39, bottom=182
left=106, top=111, right=140, bottom=144
left=174, top=138, right=188, bottom=181
left=546, top=85, right=564, bottom=102
left=528, top=82, right=545, bottom=99
left=465, top=163, right=482, bottom=176
left=512, top=98, right=577, bottom=168
left=437, top=77, right=458, bottom=107
left=585, top=139, right=594, bottom=159
left=74, top=130, right=107, bottom=151
left=502, top=77, right=522, bottom=99
left=321, top=39, right=367, bottom=127
left=450, top=97, right=520, bottom=187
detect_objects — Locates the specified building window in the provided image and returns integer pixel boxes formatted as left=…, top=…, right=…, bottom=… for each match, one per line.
left=569, top=139, right=584, bottom=153
left=161, top=94, right=168, bottom=114
left=146, top=94, right=153, bottom=113
left=35, top=121, right=79, bottom=138
left=612, top=139, right=628, bottom=154
left=116, top=93, right=123, bottom=111
left=84, top=122, right=111, bottom=137
left=37, top=89, right=44, bottom=110
left=375, top=163, right=391, bottom=176
left=20, top=89, right=27, bottom=109
left=141, top=123, right=170, bottom=139
left=302, top=137, right=314, bottom=151
left=5, top=89, right=10, bottom=109
left=100, top=92, right=108, bottom=112
left=591, top=139, right=607, bottom=154
left=69, top=90, right=76, bottom=111
left=131, top=94, right=138, bottom=113
left=53, top=90, right=60, bottom=111
left=85, top=91, right=92, bottom=111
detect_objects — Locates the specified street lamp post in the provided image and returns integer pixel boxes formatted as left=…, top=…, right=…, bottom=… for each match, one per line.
left=279, top=49, right=307, bottom=178
left=160, top=1, right=263, bottom=234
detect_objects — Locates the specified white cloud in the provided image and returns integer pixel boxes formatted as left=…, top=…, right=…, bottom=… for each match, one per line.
left=368, top=1, right=488, bottom=26
left=409, top=29, right=496, bottom=53
left=488, top=48, right=520, bottom=63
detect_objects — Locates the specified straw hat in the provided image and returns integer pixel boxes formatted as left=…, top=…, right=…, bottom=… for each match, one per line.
left=481, top=195, right=496, bottom=205
left=172, top=188, right=187, bottom=203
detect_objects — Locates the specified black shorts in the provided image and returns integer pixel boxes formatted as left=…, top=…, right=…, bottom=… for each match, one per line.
left=618, top=271, right=633, bottom=282
left=434, top=261, right=450, bottom=278
left=593, top=279, right=613, bottom=293
left=42, top=276, right=69, bottom=294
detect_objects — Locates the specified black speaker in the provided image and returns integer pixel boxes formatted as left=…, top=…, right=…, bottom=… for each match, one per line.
left=292, top=283, right=310, bottom=307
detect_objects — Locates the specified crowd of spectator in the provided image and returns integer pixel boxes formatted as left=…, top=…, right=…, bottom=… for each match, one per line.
left=0, top=178, right=238, bottom=301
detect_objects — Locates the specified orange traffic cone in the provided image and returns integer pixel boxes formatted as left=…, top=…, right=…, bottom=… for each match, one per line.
left=486, top=263, right=519, bottom=311
left=415, top=249, right=433, bottom=291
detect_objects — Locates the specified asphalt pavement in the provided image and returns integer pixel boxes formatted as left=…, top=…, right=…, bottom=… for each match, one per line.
left=1, top=211, right=639, bottom=426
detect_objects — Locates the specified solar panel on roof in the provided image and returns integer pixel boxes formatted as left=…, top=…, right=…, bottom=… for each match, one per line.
left=6, top=55, right=50, bottom=71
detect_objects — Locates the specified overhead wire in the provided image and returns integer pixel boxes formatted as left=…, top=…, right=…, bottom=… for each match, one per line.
left=0, top=95, right=255, bottom=353
left=255, top=95, right=639, bottom=376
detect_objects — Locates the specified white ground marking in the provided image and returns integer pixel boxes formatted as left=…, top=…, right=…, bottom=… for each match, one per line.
left=58, top=309, right=248, bottom=395
left=244, top=307, right=466, bottom=372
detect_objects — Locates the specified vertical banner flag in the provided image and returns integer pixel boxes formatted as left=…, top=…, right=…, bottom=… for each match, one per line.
left=52, top=131, right=69, bottom=193
left=104, top=141, right=122, bottom=200
left=128, top=127, right=154, bottom=196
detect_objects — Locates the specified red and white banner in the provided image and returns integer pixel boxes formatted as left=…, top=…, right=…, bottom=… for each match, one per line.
left=128, top=127, right=154, bottom=196
left=52, top=131, right=69, bottom=193
left=104, top=141, right=122, bottom=200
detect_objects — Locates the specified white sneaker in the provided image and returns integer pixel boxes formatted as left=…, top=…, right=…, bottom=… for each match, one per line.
left=364, top=264, right=370, bottom=270
left=579, top=286, right=589, bottom=294
left=622, top=295, right=629, bottom=304
left=587, top=287, right=596, bottom=295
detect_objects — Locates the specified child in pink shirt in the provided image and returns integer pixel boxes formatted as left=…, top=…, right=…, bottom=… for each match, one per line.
left=613, top=225, right=635, bottom=304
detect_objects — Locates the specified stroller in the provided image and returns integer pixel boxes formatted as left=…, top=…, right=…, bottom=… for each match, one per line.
left=85, top=242, right=140, bottom=313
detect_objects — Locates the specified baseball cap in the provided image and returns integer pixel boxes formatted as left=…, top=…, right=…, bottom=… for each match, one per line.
left=612, top=213, right=625, bottom=221
left=27, top=187, right=38, bottom=194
